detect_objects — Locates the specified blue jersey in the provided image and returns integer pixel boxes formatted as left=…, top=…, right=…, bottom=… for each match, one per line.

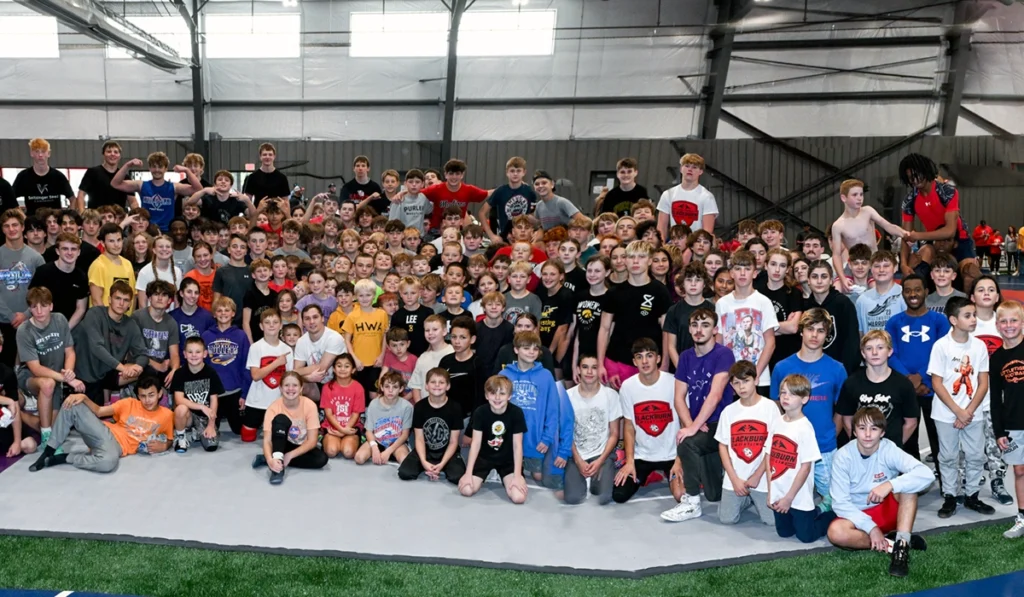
left=140, top=179, right=177, bottom=232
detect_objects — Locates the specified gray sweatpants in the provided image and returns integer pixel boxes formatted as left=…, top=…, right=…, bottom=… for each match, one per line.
left=50, top=402, right=122, bottom=473
left=719, top=489, right=775, bottom=526
left=564, top=456, right=615, bottom=505
left=936, top=419, right=984, bottom=497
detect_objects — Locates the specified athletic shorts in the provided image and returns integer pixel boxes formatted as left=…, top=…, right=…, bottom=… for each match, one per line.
left=1002, top=430, right=1024, bottom=466
left=863, top=494, right=899, bottom=534
left=83, top=370, right=122, bottom=406
left=17, top=367, right=67, bottom=410
left=355, top=367, right=381, bottom=394
left=471, top=457, right=516, bottom=481
left=603, top=358, right=638, bottom=385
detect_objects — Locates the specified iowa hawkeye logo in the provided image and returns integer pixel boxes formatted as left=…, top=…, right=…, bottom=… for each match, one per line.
left=730, top=420, right=768, bottom=464
left=769, top=434, right=798, bottom=481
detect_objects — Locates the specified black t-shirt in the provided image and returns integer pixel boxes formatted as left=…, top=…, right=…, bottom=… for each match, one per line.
left=562, top=267, right=587, bottom=297
left=760, top=284, right=804, bottom=368
left=201, top=194, right=249, bottom=224
left=412, top=397, right=464, bottom=456
left=243, top=285, right=279, bottom=343
left=599, top=184, right=649, bottom=217
left=169, top=363, right=225, bottom=408
left=43, top=241, right=100, bottom=273
left=573, top=289, right=611, bottom=358
left=436, top=309, right=465, bottom=343
left=471, top=402, right=527, bottom=464
left=0, top=362, right=18, bottom=401
left=439, top=352, right=484, bottom=417
left=340, top=179, right=385, bottom=212
left=79, top=165, right=132, bottom=209
left=753, top=270, right=769, bottom=292
left=29, top=263, right=89, bottom=324
left=604, top=280, right=671, bottom=364
left=13, top=168, right=75, bottom=215
left=474, top=319, right=514, bottom=377
left=0, top=178, right=15, bottom=212
left=243, top=169, right=290, bottom=207
left=838, top=369, right=919, bottom=448
left=538, top=287, right=574, bottom=349
left=662, top=298, right=715, bottom=356
left=391, top=305, right=436, bottom=357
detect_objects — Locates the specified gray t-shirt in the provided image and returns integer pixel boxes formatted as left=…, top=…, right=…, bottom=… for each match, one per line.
left=0, top=244, right=45, bottom=322
left=388, top=193, right=433, bottom=234
left=926, top=289, right=966, bottom=315
left=173, top=247, right=194, bottom=275
left=213, top=252, right=230, bottom=267
left=132, top=308, right=179, bottom=361
left=534, top=195, right=579, bottom=231
left=16, top=313, right=73, bottom=372
left=272, top=247, right=311, bottom=260
left=502, top=291, right=543, bottom=325
left=212, top=264, right=252, bottom=325
left=364, top=397, right=414, bottom=449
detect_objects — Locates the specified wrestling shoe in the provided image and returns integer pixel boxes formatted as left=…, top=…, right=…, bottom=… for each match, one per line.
left=938, top=495, right=958, bottom=518
left=964, top=492, right=995, bottom=515
left=1003, top=515, right=1024, bottom=539
left=173, top=434, right=190, bottom=454
left=269, top=469, right=286, bottom=485
left=991, top=478, right=1014, bottom=506
left=888, top=540, right=910, bottom=578
left=886, top=531, right=927, bottom=551
left=252, top=454, right=268, bottom=469
left=660, top=494, right=702, bottom=522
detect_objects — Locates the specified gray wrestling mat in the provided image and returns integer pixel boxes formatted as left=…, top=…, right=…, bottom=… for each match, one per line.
left=0, top=436, right=1016, bottom=578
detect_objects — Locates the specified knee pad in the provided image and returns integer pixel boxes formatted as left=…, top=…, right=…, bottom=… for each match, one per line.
left=240, top=426, right=258, bottom=443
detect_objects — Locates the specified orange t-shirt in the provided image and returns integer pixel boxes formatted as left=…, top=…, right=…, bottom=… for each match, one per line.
left=186, top=268, right=217, bottom=312
left=263, top=396, right=320, bottom=445
left=105, top=398, right=174, bottom=456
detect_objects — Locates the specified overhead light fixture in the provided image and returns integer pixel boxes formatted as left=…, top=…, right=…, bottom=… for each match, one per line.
left=282, top=0, right=297, bottom=7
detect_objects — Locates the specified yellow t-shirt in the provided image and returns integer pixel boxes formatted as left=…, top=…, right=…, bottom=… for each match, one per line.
left=88, top=255, right=137, bottom=312
left=341, top=306, right=389, bottom=365
left=326, top=307, right=351, bottom=336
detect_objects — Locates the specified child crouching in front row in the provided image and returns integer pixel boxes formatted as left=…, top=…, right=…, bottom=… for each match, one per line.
left=320, top=354, right=365, bottom=460
left=355, top=371, right=412, bottom=466
left=460, top=375, right=529, bottom=504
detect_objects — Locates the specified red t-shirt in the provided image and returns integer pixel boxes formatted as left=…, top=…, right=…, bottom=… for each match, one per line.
left=492, top=245, right=548, bottom=265
left=900, top=181, right=967, bottom=240
left=422, top=183, right=489, bottom=230
left=973, top=225, right=993, bottom=247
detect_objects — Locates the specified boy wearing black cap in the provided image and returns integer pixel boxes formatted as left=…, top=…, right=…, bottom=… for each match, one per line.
left=533, top=171, right=580, bottom=231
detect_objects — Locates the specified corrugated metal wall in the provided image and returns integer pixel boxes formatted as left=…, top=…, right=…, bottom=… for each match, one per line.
left=2, top=136, right=1021, bottom=242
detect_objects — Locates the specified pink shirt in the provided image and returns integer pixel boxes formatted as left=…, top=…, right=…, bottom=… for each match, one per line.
left=320, top=380, right=366, bottom=430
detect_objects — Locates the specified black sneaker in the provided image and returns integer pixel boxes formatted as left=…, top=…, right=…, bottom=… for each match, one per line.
left=991, top=479, right=1015, bottom=506
left=269, top=469, right=285, bottom=485
left=938, top=495, right=958, bottom=518
left=889, top=539, right=910, bottom=578
left=886, top=531, right=928, bottom=551
left=964, top=492, right=995, bottom=515
left=252, top=454, right=268, bottom=469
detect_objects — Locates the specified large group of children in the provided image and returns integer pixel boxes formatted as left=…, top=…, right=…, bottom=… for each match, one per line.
left=1, top=139, right=1023, bottom=579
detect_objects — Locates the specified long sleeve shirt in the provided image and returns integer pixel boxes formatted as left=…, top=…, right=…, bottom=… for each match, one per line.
left=71, top=306, right=148, bottom=383
left=831, top=438, right=934, bottom=534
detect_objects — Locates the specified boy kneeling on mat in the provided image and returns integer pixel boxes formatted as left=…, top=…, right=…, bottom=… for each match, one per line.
left=827, top=407, right=934, bottom=578
left=30, top=376, right=173, bottom=473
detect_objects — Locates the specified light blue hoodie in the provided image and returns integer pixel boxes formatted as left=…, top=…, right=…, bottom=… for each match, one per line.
left=500, top=360, right=574, bottom=464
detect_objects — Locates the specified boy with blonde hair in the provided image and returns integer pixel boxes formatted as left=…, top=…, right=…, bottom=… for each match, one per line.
left=460, top=375, right=529, bottom=504
left=503, top=261, right=543, bottom=325
left=342, top=279, right=390, bottom=394
left=991, top=299, right=1024, bottom=538
left=831, top=179, right=908, bottom=293
left=657, top=153, right=718, bottom=240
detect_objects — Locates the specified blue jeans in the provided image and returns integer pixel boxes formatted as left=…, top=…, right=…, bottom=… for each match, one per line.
left=814, top=449, right=835, bottom=505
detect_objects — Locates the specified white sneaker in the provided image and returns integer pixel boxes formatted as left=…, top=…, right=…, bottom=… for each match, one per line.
left=660, top=495, right=702, bottom=522
left=1004, top=516, right=1024, bottom=539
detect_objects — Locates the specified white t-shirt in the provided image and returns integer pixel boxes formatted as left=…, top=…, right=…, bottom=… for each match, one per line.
left=656, top=184, right=718, bottom=232
left=926, top=332, right=990, bottom=424
left=136, top=262, right=183, bottom=307
left=970, top=313, right=999, bottom=412
left=767, top=415, right=821, bottom=512
left=714, top=396, right=781, bottom=492
left=408, top=345, right=455, bottom=391
left=715, top=291, right=780, bottom=386
left=568, top=385, right=623, bottom=460
left=244, top=339, right=295, bottom=409
left=294, top=328, right=347, bottom=384
left=619, top=371, right=679, bottom=462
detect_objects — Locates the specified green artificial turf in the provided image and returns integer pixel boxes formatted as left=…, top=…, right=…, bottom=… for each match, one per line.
left=0, top=523, right=1022, bottom=597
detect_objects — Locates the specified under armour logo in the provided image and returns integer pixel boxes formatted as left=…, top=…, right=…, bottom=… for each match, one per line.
left=901, top=325, right=930, bottom=342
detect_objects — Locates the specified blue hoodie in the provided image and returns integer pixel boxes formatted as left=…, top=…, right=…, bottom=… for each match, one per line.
left=500, top=360, right=574, bottom=464
left=201, top=325, right=251, bottom=395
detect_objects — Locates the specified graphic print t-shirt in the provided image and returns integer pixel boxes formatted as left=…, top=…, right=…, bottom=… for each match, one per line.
left=619, top=371, right=678, bottom=462
left=472, top=402, right=528, bottom=465
left=567, top=385, right=622, bottom=460
left=767, top=416, right=821, bottom=511
left=244, top=339, right=294, bottom=409
left=714, top=397, right=780, bottom=491
left=320, top=380, right=366, bottom=430
left=170, top=363, right=225, bottom=408
left=656, top=184, right=718, bottom=231
left=365, top=397, right=414, bottom=448
left=926, top=333, right=989, bottom=424
left=837, top=370, right=918, bottom=448
left=264, top=397, right=319, bottom=445
left=106, top=398, right=174, bottom=456
left=412, top=398, right=464, bottom=455
left=715, top=291, right=780, bottom=386
left=972, top=314, right=1002, bottom=412
left=604, top=281, right=671, bottom=364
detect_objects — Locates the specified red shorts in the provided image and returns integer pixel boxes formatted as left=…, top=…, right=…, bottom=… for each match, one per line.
left=864, top=494, right=899, bottom=534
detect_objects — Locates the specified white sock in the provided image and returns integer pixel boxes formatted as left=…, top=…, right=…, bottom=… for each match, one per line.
left=41, top=427, right=51, bottom=435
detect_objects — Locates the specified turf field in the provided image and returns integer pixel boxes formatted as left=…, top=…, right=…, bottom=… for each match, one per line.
left=1, top=522, right=1022, bottom=597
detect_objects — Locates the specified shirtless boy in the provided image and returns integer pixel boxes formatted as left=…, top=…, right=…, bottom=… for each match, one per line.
left=831, top=179, right=907, bottom=293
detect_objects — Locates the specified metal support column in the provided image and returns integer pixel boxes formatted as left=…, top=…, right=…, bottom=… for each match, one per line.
left=175, top=0, right=205, bottom=157
left=440, top=0, right=468, bottom=166
left=699, top=0, right=735, bottom=139
left=938, top=1, right=971, bottom=136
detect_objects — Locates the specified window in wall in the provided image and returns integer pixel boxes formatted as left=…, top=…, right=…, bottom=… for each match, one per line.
left=349, top=10, right=556, bottom=58
left=0, top=16, right=60, bottom=58
left=205, top=14, right=301, bottom=58
left=106, top=16, right=192, bottom=60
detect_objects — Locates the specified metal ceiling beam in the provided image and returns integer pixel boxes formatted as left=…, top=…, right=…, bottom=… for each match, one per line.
left=726, top=55, right=937, bottom=93
left=740, top=123, right=940, bottom=224
left=731, top=36, right=942, bottom=51
left=719, top=110, right=841, bottom=174
left=440, top=0, right=468, bottom=168
left=698, top=0, right=737, bottom=139
left=938, top=1, right=971, bottom=136
left=959, top=106, right=1016, bottom=141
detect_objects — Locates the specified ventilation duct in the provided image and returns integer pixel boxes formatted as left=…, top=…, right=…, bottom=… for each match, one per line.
left=15, top=0, right=189, bottom=72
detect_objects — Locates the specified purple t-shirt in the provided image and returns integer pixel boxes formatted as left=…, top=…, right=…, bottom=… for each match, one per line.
left=674, top=344, right=736, bottom=423
left=296, top=293, right=338, bottom=319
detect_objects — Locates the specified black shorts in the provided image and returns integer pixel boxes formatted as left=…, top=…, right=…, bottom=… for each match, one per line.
left=243, top=405, right=267, bottom=430
left=355, top=367, right=381, bottom=393
left=83, top=370, right=122, bottom=406
left=471, top=457, right=516, bottom=481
